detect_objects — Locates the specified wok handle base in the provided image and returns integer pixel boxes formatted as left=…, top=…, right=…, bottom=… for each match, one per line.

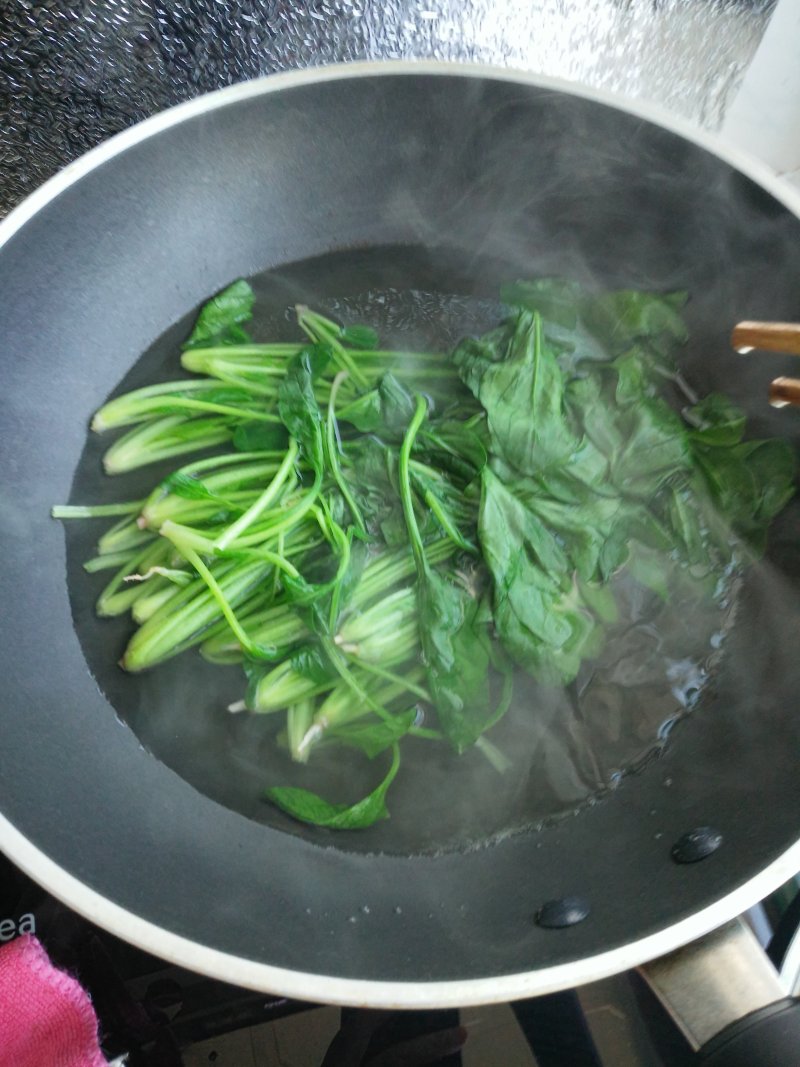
left=640, top=918, right=784, bottom=1049
left=696, top=997, right=800, bottom=1065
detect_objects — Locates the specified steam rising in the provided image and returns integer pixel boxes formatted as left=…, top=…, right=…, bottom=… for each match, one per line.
left=1, top=0, right=773, bottom=221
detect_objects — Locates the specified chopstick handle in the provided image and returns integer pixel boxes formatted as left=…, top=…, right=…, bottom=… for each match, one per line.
left=732, top=321, right=800, bottom=355
left=769, top=377, right=800, bottom=408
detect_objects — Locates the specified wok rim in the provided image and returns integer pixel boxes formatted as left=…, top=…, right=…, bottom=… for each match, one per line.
left=2, top=58, right=799, bottom=1007
left=5, top=810, right=800, bottom=1006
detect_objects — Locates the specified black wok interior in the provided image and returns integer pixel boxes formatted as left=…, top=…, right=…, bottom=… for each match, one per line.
left=1, top=71, right=800, bottom=985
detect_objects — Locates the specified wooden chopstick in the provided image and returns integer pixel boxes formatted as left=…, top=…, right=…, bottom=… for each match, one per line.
left=730, top=320, right=800, bottom=407
left=731, top=321, right=800, bottom=355
left=769, top=377, right=800, bottom=408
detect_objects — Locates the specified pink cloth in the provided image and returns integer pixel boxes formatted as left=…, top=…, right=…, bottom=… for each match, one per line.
left=0, top=934, right=107, bottom=1067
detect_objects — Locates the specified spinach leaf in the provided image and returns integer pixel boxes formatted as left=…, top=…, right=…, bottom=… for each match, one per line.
left=399, top=395, right=494, bottom=751
left=501, top=277, right=583, bottom=328
left=282, top=567, right=336, bottom=611
left=611, top=396, right=690, bottom=496
left=232, top=421, right=289, bottom=452
left=694, top=437, right=795, bottom=548
left=742, top=440, right=796, bottom=523
left=161, top=471, right=232, bottom=506
left=378, top=373, right=416, bottom=435
left=454, top=310, right=578, bottom=473
left=583, top=290, right=688, bottom=358
left=340, top=323, right=379, bottom=349
left=280, top=520, right=363, bottom=638
left=265, top=744, right=400, bottom=829
left=417, top=570, right=493, bottom=752
left=567, top=360, right=690, bottom=497
left=336, top=373, right=415, bottom=437
left=668, top=485, right=711, bottom=568
left=335, top=390, right=381, bottom=433
left=579, top=578, right=619, bottom=623
left=332, top=709, right=417, bottom=757
left=410, top=466, right=477, bottom=553
left=687, top=394, right=746, bottom=447
left=451, top=325, right=511, bottom=367
left=380, top=507, right=413, bottom=546
left=625, top=542, right=671, bottom=599
left=328, top=537, right=368, bottom=623
left=278, top=352, right=324, bottom=475
left=289, top=643, right=337, bottom=685
left=486, top=457, right=646, bottom=582
left=611, top=349, right=662, bottom=404
left=479, top=467, right=601, bottom=685
left=184, top=279, right=255, bottom=348
left=420, top=419, right=488, bottom=478
left=345, top=437, right=403, bottom=539
left=525, top=493, right=627, bottom=582
left=482, top=467, right=569, bottom=575
left=503, top=279, right=690, bottom=369
left=566, top=375, right=623, bottom=459
left=301, top=343, right=333, bottom=379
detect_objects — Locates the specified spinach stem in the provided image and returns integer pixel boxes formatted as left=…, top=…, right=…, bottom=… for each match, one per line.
left=96, top=540, right=170, bottom=616
left=218, top=546, right=300, bottom=579
left=422, top=489, right=478, bottom=554
left=484, top=666, right=515, bottom=732
left=398, top=394, right=429, bottom=574
left=287, top=699, right=315, bottom=763
left=319, top=635, right=395, bottom=725
left=200, top=371, right=280, bottom=398
left=161, top=532, right=260, bottom=657
left=352, top=658, right=429, bottom=700
left=103, top=415, right=232, bottom=474
left=172, top=450, right=287, bottom=475
left=475, top=736, right=512, bottom=773
left=214, top=439, right=299, bottom=550
left=296, top=306, right=370, bottom=389
left=409, top=726, right=442, bottom=741
left=247, top=477, right=322, bottom=542
left=325, top=522, right=353, bottom=632
left=83, top=550, right=138, bottom=573
left=52, top=502, right=144, bottom=519
left=325, top=372, right=366, bottom=534
left=123, top=397, right=279, bottom=422
left=272, top=531, right=285, bottom=599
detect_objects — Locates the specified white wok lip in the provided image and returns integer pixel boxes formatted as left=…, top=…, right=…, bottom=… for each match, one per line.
left=2, top=59, right=799, bottom=1007
left=5, top=810, right=800, bottom=1007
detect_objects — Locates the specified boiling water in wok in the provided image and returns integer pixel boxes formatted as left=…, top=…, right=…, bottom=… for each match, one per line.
left=62, top=244, right=799, bottom=856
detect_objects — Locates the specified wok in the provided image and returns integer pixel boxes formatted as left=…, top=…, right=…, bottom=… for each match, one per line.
left=2, top=62, right=800, bottom=1060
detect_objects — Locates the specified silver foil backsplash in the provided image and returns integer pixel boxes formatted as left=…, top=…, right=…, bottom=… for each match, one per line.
left=0, top=0, right=776, bottom=217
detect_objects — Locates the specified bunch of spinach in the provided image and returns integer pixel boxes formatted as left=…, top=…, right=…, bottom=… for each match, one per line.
left=54, top=277, right=795, bottom=830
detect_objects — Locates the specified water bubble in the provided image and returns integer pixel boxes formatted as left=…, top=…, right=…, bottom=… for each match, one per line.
left=657, top=717, right=677, bottom=741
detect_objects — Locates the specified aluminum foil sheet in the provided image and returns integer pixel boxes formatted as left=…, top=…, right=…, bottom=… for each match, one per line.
left=0, top=0, right=775, bottom=217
